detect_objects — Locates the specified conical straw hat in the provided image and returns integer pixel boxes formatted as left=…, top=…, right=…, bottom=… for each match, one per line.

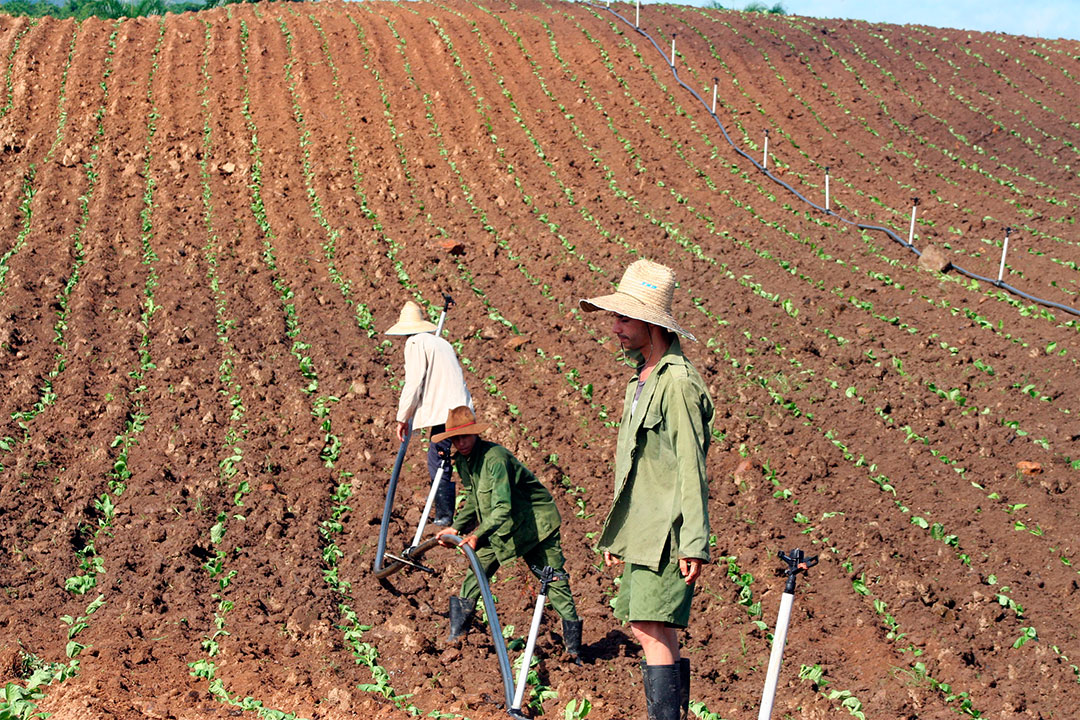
left=579, top=259, right=696, bottom=341
left=384, top=301, right=437, bottom=335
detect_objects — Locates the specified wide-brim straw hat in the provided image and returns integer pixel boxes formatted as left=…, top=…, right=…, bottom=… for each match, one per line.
left=384, top=300, right=437, bottom=335
left=431, top=406, right=492, bottom=443
left=579, top=259, right=696, bottom=341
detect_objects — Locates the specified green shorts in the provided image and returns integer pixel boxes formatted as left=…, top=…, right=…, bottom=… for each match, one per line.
left=612, top=540, right=694, bottom=628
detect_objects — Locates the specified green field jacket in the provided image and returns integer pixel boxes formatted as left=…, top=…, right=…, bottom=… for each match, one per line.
left=598, top=337, right=714, bottom=571
left=452, top=439, right=561, bottom=564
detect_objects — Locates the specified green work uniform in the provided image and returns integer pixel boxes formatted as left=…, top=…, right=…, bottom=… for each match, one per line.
left=599, top=336, right=714, bottom=627
left=452, top=439, right=578, bottom=621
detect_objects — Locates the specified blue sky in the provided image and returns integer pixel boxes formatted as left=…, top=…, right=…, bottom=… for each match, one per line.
left=674, top=0, right=1080, bottom=41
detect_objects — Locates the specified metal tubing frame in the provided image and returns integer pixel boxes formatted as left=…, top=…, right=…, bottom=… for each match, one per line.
left=410, top=460, right=448, bottom=550
left=757, top=591, right=794, bottom=720
left=511, top=589, right=548, bottom=711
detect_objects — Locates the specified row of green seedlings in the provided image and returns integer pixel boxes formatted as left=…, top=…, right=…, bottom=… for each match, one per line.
left=665, top=4, right=1071, bottom=302
left=905, top=24, right=1080, bottom=162
left=186, top=15, right=252, bottom=701
left=277, top=9, right=377, bottom=339
left=183, top=15, right=313, bottom=719
left=584, top=4, right=1080, bottom=392
left=0, top=20, right=119, bottom=715
left=779, top=14, right=1077, bottom=222
left=841, top=22, right=1079, bottom=197
left=669, top=9, right=1080, bottom=306
left=552, top=3, right=1077, bottom=452
left=302, top=11, right=380, bottom=339
left=355, top=3, right=605, bottom=433
left=9, top=18, right=167, bottom=717
left=5, top=23, right=120, bottom=463
left=0, top=24, right=78, bottom=297
left=63, top=11, right=165, bottom=604
left=0, top=18, right=37, bottom=289
left=777, top=12, right=1076, bottom=213
left=836, top=21, right=1080, bottom=258
left=0, top=19, right=36, bottom=119
left=724, top=336, right=1080, bottom=682
left=862, top=28, right=1079, bottom=187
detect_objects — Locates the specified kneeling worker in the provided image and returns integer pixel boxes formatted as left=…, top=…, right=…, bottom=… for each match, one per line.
left=434, top=405, right=582, bottom=663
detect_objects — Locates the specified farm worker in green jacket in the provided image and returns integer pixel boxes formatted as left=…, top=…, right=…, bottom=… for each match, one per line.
left=433, top=405, right=583, bottom=663
left=580, top=258, right=714, bottom=720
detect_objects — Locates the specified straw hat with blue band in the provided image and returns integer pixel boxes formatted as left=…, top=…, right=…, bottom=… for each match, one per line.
left=578, top=259, right=696, bottom=342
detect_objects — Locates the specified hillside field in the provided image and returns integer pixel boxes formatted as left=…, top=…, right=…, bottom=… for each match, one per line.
left=1, top=1, right=1079, bottom=718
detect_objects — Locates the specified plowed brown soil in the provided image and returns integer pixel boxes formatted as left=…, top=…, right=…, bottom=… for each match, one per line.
left=1, top=2, right=1078, bottom=719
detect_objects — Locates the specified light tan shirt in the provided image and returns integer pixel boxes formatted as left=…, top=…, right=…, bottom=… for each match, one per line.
left=396, top=333, right=472, bottom=430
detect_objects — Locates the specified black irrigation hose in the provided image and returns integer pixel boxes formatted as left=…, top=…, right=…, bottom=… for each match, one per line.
left=584, top=2, right=1080, bottom=319
left=440, top=534, right=517, bottom=709
left=373, top=430, right=411, bottom=576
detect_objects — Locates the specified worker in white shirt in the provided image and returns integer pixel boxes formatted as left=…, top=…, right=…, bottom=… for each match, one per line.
left=385, top=300, right=473, bottom=525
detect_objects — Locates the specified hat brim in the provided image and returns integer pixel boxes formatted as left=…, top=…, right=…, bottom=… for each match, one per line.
left=579, top=293, right=697, bottom=342
left=384, top=321, right=437, bottom=336
left=431, top=420, right=492, bottom=444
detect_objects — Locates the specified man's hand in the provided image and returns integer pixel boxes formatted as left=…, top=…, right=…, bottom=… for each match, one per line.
left=679, top=557, right=703, bottom=585
left=396, top=421, right=410, bottom=443
left=461, top=534, right=479, bottom=551
left=603, top=550, right=623, bottom=568
left=435, top=526, right=458, bottom=546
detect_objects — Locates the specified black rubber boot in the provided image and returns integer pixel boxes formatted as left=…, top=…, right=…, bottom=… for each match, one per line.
left=641, top=660, right=681, bottom=720
left=679, top=658, right=690, bottom=720
left=432, top=476, right=455, bottom=527
left=447, top=596, right=476, bottom=642
left=562, top=618, right=584, bottom=665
